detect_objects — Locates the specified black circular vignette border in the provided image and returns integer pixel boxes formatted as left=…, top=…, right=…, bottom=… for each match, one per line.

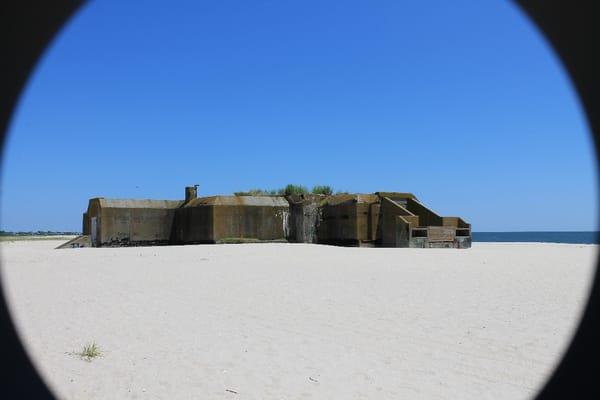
left=1, top=2, right=86, bottom=398
left=515, top=1, right=599, bottom=398
left=0, top=1, right=598, bottom=398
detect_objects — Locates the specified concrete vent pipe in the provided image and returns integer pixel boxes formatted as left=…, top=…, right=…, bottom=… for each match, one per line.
left=185, top=185, right=198, bottom=203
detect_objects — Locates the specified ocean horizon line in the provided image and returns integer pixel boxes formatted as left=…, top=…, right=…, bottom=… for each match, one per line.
left=472, top=231, right=598, bottom=244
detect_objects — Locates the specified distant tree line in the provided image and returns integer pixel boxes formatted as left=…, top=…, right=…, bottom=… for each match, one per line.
left=0, top=230, right=80, bottom=236
left=234, top=184, right=349, bottom=196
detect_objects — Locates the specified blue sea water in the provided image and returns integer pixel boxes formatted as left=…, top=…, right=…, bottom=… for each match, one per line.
left=472, top=231, right=599, bottom=244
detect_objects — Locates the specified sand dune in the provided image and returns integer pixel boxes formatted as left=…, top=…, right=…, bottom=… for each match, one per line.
left=0, top=240, right=596, bottom=399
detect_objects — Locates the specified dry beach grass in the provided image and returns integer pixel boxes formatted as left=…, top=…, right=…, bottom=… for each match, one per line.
left=0, top=240, right=596, bottom=399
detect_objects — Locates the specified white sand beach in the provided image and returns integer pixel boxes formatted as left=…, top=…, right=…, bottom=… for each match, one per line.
left=0, top=240, right=596, bottom=400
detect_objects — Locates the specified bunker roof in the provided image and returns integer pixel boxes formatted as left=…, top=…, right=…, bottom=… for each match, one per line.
left=285, top=194, right=327, bottom=204
left=323, top=194, right=379, bottom=206
left=375, top=192, right=416, bottom=200
left=183, top=195, right=289, bottom=207
left=93, top=198, right=185, bottom=209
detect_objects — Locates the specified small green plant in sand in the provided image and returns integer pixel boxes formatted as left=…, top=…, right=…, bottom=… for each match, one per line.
left=78, top=342, right=101, bottom=361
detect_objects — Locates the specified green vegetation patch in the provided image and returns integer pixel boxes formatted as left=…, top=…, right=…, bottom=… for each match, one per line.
left=233, top=188, right=280, bottom=196
left=234, top=183, right=343, bottom=197
left=311, top=185, right=333, bottom=195
left=77, top=342, right=102, bottom=361
left=282, top=184, right=309, bottom=195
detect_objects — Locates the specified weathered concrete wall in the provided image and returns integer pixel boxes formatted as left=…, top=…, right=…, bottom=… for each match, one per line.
left=380, top=197, right=419, bottom=247
left=426, top=226, right=457, bottom=242
left=318, top=202, right=358, bottom=245
left=368, top=203, right=381, bottom=242
left=355, top=202, right=372, bottom=243
left=212, top=205, right=288, bottom=242
left=86, top=198, right=182, bottom=246
left=174, top=196, right=289, bottom=243
left=442, top=217, right=470, bottom=229
left=455, top=236, right=472, bottom=248
left=409, top=237, right=471, bottom=248
left=442, top=217, right=459, bottom=227
left=317, top=195, right=379, bottom=246
left=286, top=195, right=323, bottom=243
left=379, top=197, right=413, bottom=247
left=394, top=216, right=411, bottom=248
left=406, top=198, right=443, bottom=227
left=172, top=206, right=214, bottom=243
left=98, top=208, right=178, bottom=245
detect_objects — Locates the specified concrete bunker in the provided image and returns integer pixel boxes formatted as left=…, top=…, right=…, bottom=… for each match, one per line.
left=75, top=186, right=471, bottom=248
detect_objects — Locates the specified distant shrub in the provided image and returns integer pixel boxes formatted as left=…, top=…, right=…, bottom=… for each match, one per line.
left=234, top=184, right=341, bottom=196
left=234, top=188, right=278, bottom=196
left=282, top=184, right=309, bottom=195
left=335, top=190, right=350, bottom=195
left=311, top=185, right=333, bottom=195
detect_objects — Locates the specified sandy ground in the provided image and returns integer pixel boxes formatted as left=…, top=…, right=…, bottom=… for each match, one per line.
left=0, top=241, right=596, bottom=400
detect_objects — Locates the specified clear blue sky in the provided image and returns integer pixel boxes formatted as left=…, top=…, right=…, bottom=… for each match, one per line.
left=1, top=0, right=597, bottom=232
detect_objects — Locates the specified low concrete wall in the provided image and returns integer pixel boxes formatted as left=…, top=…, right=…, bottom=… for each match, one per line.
left=409, top=236, right=471, bottom=248
left=442, top=217, right=471, bottom=229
